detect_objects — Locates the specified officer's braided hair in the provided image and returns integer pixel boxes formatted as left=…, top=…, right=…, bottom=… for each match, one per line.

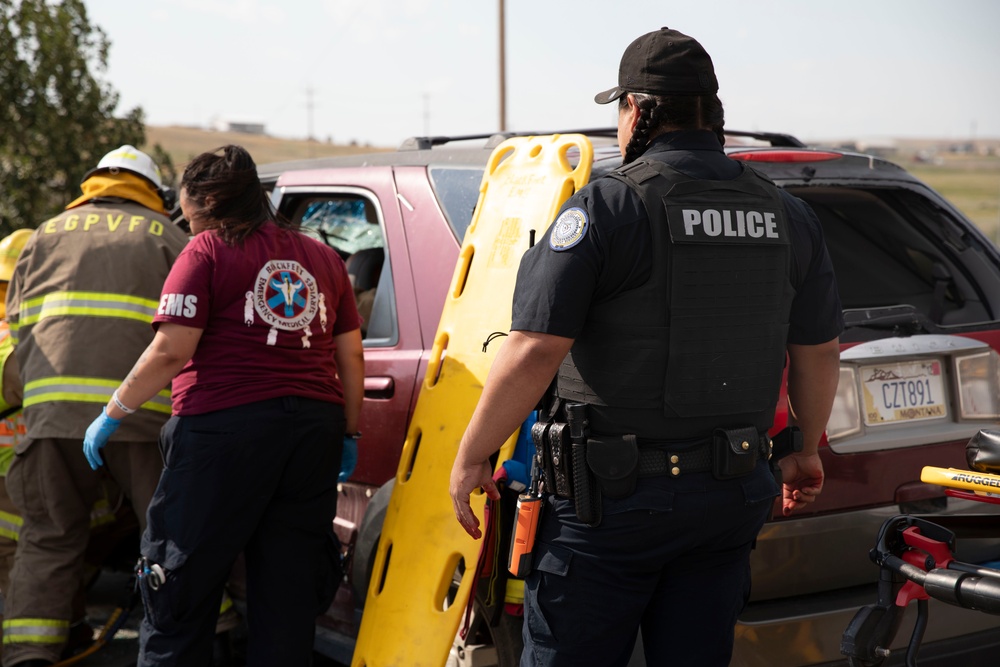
left=180, top=144, right=295, bottom=246
left=620, top=93, right=726, bottom=165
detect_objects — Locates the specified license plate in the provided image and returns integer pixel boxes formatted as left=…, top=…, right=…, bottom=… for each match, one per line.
left=860, top=360, right=948, bottom=426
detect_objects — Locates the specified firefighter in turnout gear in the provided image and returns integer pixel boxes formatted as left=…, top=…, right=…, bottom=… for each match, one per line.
left=0, top=230, right=31, bottom=598
left=0, top=229, right=138, bottom=661
left=1, top=147, right=190, bottom=667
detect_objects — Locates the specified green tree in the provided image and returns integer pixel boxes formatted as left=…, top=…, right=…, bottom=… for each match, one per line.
left=0, top=0, right=145, bottom=234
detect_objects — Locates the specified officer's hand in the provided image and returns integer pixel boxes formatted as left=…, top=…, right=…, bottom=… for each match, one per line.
left=449, top=456, right=501, bottom=540
left=339, top=436, right=359, bottom=483
left=778, top=452, right=824, bottom=516
left=83, top=407, right=122, bottom=470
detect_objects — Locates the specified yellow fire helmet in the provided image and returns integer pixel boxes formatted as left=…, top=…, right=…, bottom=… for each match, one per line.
left=0, top=229, right=32, bottom=283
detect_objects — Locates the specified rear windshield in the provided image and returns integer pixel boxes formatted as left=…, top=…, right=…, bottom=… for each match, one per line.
left=789, top=185, right=998, bottom=328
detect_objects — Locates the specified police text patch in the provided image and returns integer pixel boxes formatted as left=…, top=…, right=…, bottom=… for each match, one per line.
left=549, top=207, right=588, bottom=251
left=666, top=206, right=788, bottom=245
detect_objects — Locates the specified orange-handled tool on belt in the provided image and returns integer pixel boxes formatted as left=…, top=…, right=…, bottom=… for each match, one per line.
left=508, top=491, right=542, bottom=577
left=509, top=440, right=545, bottom=577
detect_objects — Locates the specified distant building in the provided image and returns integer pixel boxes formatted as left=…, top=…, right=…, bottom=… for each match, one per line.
left=211, top=118, right=266, bottom=135
left=855, top=138, right=898, bottom=158
left=228, top=122, right=266, bottom=135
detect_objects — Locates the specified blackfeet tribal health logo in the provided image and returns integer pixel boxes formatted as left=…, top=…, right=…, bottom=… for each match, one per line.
left=247, top=259, right=328, bottom=347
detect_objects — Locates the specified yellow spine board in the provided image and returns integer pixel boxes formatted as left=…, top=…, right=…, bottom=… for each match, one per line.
left=920, top=466, right=1000, bottom=496
left=351, top=135, right=592, bottom=667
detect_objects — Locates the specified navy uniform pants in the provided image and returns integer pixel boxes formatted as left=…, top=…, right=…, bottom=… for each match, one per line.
left=521, top=459, right=779, bottom=667
left=137, top=396, right=344, bottom=667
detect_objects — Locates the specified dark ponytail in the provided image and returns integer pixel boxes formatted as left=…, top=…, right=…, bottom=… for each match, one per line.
left=619, top=93, right=726, bottom=165
left=180, top=145, right=294, bottom=245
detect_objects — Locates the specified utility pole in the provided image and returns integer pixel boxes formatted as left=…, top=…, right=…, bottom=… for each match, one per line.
left=498, top=0, right=506, bottom=132
left=307, top=86, right=316, bottom=134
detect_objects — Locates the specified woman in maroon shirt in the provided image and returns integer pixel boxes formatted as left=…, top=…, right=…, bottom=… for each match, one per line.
left=83, top=145, right=364, bottom=667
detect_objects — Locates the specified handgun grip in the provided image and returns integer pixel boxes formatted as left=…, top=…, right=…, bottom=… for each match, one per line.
left=771, top=426, right=803, bottom=462
left=565, top=402, right=588, bottom=441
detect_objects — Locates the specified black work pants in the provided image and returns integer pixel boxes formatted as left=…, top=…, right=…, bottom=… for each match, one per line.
left=521, top=459, right=778, bottom=667
left=137, top=396, right=344, bottom=667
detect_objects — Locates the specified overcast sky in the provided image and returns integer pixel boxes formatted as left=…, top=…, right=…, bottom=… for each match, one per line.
left=85, top=0, right=999, bottom=148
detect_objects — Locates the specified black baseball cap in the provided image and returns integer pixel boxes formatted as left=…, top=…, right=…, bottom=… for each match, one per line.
left=594, top=27, right=719, bottom=104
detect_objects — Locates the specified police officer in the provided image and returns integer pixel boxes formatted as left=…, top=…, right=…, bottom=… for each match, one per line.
left=450, top=27, right=843, bottom=667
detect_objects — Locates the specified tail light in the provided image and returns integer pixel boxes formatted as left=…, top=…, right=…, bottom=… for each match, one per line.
left=729, top=150, right=843, bottom=163
left=954, top=349, right=1000, bottom=419
left=827, top=367, right=862, bottom=441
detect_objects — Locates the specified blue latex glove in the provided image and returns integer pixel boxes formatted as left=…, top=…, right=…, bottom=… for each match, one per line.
left=83, top=407, right=121, bottom=470
left=339, top=436, right=359, bottom=483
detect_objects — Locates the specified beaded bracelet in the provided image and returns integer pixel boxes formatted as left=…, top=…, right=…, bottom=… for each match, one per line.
left=112, top=389, right=137, bottom=415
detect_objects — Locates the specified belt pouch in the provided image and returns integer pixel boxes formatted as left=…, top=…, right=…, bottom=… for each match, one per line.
left=586, top=435, right=639, bottom=499
left=712, top=426, right=759, bottom=480
left=531, top=421, right=555, bottom=491
left=546, top=423, right=573, bottom=497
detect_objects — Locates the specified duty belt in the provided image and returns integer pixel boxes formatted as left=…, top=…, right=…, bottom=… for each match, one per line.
left=534, top=410, right=800, bottom=527
left=536, top=422, right=776, bottom=502
left=638, top=433, right=773, bottom=478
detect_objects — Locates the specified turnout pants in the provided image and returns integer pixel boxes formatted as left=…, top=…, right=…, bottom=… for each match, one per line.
left=521, top=459, right=778, bottom=667
left=138, top=396, right=344, bottom=667
left=1, top=437, right=162, bottom=666
left=0, top=473, right=127, bottom=661
left=0, top=476, right=19, bottom=599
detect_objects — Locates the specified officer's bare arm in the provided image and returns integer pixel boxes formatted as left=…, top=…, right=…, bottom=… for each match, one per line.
left=107, top=323, right=203, bottom=419
left=458, top=331, right=573, bottom=469
left=780, top=337, right=840, bottom=514
left=450, top=330, right=573, bottom=538
left=786, top=338, right=841, bottom=455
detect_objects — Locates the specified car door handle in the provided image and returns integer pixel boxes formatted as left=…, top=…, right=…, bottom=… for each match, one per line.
left=364, top=376, right=395, bottom=399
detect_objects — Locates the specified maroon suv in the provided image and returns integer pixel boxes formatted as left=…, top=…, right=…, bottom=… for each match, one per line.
left=256, top=130, right=1000, bottom=667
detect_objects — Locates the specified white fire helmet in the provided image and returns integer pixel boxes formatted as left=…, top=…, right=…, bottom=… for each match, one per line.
left=84, top=145, right=163, bottom=189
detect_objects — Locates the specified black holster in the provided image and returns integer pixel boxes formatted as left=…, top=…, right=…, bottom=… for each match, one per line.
left=565, top=403, right=601, bottom=527
left=769, top=425, right=803, bottom=486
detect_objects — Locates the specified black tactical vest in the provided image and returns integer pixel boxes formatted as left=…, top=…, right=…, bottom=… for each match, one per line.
left=556, top=160, right=795, bottom=438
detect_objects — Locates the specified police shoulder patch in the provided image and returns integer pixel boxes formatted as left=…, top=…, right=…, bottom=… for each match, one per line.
left=549, top=207, right=589, bottom=251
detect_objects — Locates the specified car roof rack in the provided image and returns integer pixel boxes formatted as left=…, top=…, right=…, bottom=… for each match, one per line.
left=398, top=134, right=503, bottom=151
left=724, top=130, right=805, bottom=148
left=397, top=128, right=804, bottom=152
left=399, top=128, right=622, bottom=152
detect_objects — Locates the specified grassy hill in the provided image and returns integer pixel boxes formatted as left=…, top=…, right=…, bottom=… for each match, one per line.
left=143, top=125, right=391, bottom=172
left=909, top=158, right=1000, bottom=241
